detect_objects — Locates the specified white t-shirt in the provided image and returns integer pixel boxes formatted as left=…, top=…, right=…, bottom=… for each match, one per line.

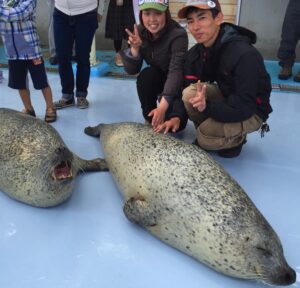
left=55, top=0, right=99, bottom=16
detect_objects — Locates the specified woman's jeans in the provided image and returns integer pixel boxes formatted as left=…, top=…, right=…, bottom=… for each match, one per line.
left=53, top=8, right=98, bottom=99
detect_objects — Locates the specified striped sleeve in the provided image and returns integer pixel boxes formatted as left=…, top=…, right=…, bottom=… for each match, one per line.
left=6, top=0, right=36, bottom=22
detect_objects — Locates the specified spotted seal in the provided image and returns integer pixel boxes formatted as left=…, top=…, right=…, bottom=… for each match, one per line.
left=0, top=108, right=108, bottom=207
left=85, top=122, right=296, bottom=286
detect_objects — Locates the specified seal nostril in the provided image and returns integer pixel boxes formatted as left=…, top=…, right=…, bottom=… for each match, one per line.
left=277, top=268, right=297, bottom=285
left=55, top=147, right=62, bottom=154
left=55, top=147, right=66, bottom=154
left=285, top=269, right=297, bottom=285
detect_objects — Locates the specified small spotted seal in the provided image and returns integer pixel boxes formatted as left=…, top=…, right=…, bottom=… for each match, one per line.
left=85, top=122, right=296, bottom=286
left=0, top=108, right=108, bottom=207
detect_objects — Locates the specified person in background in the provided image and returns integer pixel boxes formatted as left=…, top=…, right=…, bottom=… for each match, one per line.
left=47, top=0, right=90, bottom=66
left=178, top=0, right=272, bottom=158
left=0, top=0, right=57, bottom=122
left=90, top=0, right=105, bottom=66
left=121, top=0, right=188, bottom=134
left=47, top=0, right=57, bottom=65
left=53, top=0, right=99, bottom=110
left=105, top=0, right=135, bottom=67
left=277, top=0, right=300, bottom=82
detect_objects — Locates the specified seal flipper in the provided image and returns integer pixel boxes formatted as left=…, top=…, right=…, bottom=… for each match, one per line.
left=84, top=125, right=101, bottom=137
left=77, top=157, right=109, bottom=172
left=123, top=197, right=158, bottom=227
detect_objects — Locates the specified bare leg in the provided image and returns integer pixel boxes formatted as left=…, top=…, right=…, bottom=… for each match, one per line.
left=42, top=86, right=57, bottom=122
left=18, top=89, right=33, bottom=111
left=42, top=86, right=55, bottom=111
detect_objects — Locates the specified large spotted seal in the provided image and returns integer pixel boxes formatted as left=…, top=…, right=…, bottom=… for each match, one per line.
left=85, top=122, right=296, bottom=286
left=0, top=108, right=108, bottom=207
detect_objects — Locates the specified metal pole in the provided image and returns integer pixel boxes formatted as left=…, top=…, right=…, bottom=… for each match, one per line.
left=236, top=0, right=242, bottom=25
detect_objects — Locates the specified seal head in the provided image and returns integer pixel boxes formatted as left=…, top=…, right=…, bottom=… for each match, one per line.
left=0, top=108, right=108, bottom=207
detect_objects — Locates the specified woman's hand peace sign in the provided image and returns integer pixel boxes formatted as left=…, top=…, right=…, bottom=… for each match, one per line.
left=125, top=24, right=142, bottom=57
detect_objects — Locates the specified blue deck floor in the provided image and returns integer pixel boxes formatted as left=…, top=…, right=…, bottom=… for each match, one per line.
left=0, top=68, right=299, bottom=288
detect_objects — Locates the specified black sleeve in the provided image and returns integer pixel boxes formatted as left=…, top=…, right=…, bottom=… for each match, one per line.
left=183, top=46, right=201, bottom=88
left=120, top=48, right=143, bottom=75
left=183, top=58, right=199, bottom=88
left=161, top=32, right=188, bottom=104
left=167, top=98, right=188, bottom=131
left=204, top=51, right=260, bottom=122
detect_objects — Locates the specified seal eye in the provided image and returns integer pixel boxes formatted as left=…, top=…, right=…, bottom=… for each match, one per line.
left=256, top=246, right=273, bottom=257
left=52, top=161, right=73, bottom=181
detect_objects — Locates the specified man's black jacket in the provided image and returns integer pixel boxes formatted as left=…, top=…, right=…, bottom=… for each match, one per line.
left=184, top=23, right=273, bottom=122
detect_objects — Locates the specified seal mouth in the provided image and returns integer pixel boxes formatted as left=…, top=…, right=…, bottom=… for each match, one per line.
left=52, top=161, right=73, bottom=181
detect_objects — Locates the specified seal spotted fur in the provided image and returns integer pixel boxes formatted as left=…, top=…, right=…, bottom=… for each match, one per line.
left=0, top=108, right=108, bottom=207
left=85, top=122, right=296, bottom=286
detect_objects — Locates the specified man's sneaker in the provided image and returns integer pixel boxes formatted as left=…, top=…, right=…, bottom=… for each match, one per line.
left=54, top=98, right=75, bottom=109
left=294, top=70, right=300, bottom=82
left=278, top=65, right=292, bottom=80
left=77, top=97, right=89, bottom=109
left=217, top=139, right=247, bottom=158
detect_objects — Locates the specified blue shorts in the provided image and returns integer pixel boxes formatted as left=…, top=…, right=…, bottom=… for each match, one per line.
left=8, top=58, right=49, bottom=90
